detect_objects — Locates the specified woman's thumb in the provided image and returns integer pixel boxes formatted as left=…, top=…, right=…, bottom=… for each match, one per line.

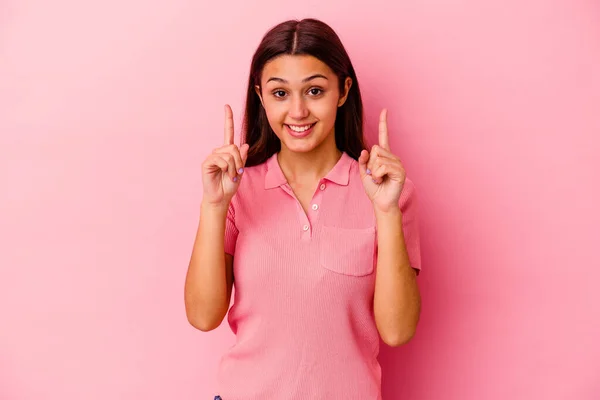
left=240, top=143, right=250, bottom=165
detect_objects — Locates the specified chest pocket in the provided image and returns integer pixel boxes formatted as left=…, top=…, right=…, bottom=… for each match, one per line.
left=319, top=225, right=376, bottom=276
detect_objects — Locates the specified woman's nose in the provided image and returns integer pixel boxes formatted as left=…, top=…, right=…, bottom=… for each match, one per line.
left=288, top=96, right=309, bottom=120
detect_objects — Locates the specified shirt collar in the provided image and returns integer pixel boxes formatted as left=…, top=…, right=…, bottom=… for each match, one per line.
left=264, top=151, right=353, bottom=189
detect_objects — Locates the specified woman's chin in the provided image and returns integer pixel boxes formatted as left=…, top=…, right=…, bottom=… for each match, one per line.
left=280, top=137, right=317, bottom=153
left=283, top=144, right=315, bottom=154
left=278, top=128, right=334, bottom=154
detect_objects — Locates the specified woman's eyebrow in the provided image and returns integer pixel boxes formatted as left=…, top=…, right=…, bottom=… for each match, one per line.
left=266, top=74, right=329, bottom=84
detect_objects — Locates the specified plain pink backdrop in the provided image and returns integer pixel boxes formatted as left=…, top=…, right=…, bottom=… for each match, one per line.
left=1, top=0, right=599, bottom=399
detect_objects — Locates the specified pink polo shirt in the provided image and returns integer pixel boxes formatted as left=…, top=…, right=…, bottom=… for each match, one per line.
left=216, top=151, right=421, bottom=400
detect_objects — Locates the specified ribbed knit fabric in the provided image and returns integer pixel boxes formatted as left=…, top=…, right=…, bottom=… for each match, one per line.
left=217, top=152, right=422, bottom=400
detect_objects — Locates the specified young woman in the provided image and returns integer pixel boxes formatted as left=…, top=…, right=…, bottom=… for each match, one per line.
left=185, top=18, right=422, bottom=400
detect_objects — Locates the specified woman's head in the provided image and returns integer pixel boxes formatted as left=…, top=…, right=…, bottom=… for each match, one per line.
left=242, top=18, right=366, bottom=167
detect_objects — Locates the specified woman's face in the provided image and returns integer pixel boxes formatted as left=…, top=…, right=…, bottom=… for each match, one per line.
left=256, top=54, right=352, bottom=154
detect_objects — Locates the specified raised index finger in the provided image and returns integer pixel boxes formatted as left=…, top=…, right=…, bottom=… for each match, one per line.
left=224, top=104, right=234, bottom=145
left=378, top=108, right=390, bottom=150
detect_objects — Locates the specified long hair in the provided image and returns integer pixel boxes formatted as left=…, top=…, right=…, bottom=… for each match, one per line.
left=242, top=18, right=367, bottom=167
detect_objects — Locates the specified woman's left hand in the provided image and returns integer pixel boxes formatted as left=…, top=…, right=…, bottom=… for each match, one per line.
left=358, top=109, right=406, bottom=213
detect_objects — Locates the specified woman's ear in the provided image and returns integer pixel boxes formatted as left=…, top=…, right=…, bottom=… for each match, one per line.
left=255, top=85, right=264, bottom=106
left=337, top=77, right=353, bottom=107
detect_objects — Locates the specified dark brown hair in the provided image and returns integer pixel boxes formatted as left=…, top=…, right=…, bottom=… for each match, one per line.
left=242, top=18, right=367, bottom=167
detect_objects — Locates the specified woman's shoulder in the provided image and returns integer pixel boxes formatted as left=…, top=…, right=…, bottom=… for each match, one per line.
left=241, top=159, right=269, bottom=178
left=233, top=159, right=270, bottom=196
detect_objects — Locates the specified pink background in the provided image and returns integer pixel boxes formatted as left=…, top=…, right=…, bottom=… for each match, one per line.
left=1, top=0, right=599, bottom=399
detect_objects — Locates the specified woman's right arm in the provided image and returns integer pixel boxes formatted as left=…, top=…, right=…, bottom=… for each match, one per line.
left=184, top=104, right=248, bottom=332
left=184, top=200, right=234, bottom=331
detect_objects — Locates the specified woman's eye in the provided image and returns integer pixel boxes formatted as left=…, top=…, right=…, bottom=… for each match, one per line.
left=273, top=90, right=286, bottom=98
left=309, top=88, right=323, bottom=96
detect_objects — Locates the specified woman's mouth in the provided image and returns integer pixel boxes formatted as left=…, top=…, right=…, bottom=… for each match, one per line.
left=285, top=123, right=316, bottom=138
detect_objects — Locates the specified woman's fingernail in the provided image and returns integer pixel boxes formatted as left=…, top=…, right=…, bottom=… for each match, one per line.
left=233, top=176, right=238, bottom=182
left=366, top=168, right=371, bottom=175
left=238, top=168, right=244, bottom=174
left=372, top=178, right=377, bottom=183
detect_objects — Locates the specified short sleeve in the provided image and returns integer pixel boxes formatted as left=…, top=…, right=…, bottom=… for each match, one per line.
left=399, top=178, right=422, bottom=273
left=224, top=201, right=238, bottom=256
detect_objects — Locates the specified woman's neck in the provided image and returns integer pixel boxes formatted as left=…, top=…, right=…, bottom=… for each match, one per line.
left=277, top=142, right=342, bottom=186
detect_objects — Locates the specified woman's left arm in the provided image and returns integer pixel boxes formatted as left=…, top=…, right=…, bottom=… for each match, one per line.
left=373, top=207, right=421, bottom=347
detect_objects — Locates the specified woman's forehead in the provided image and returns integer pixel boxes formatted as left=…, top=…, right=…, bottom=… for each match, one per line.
left=261, top=55, right=335, bottom=84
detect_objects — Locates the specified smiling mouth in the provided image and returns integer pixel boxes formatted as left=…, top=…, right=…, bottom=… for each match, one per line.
left=286, top=123, right=316, bottom=133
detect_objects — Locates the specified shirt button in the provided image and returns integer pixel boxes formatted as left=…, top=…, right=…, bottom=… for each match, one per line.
left=311, top=204, right=319, bottom=211
left=319, top=183, right=326, bottom=190
left=303, top=224, right=310, bottom=231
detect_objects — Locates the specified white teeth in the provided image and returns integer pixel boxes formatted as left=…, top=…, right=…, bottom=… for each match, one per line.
left=288, top=124, right=313, bottom=132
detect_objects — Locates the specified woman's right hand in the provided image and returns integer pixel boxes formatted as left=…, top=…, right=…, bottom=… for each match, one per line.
left=201, top=104, right=250, bottom=207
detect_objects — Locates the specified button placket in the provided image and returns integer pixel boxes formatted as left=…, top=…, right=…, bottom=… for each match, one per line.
left=280, top=180, right=327, bottom=241
left=306, top=180, right=325, bottom=230
left=300, top=218, right=311, bottom=242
